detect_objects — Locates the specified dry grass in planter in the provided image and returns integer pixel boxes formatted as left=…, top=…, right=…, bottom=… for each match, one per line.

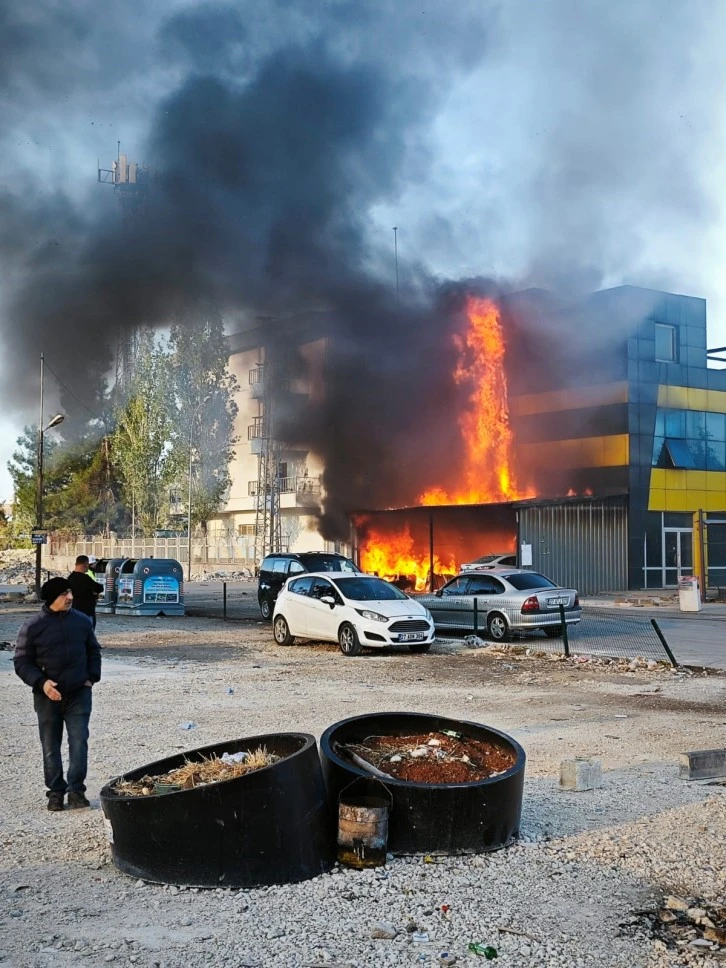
left=111, top=747, right=280, bottom=797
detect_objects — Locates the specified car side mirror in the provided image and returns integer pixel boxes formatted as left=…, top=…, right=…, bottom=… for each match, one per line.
left=435, top=589, right=443, bottom=598
left=321, top=595, right=336, bottom=608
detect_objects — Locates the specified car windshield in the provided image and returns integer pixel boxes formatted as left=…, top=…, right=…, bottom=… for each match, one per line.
left=300, top=556, right=360, bottom=573
left=333, top=577, right=408, bottom=601
left=504, top=572, right=558, bottom=590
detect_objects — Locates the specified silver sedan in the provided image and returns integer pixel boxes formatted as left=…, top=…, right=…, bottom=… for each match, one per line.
left=416, top=568, right=581, bottom=642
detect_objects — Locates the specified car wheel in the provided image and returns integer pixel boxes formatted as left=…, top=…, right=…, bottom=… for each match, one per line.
left=544, top=626, right=563, bottom=638
left=273, top=615, right=294, bottom=646
left=260, top=598, right=273, bottom=621
left=338, top=622, right=362, bottom=657
left=486, top=612, right=510, bottom=642
left=408, top=642, right=432, bottom=653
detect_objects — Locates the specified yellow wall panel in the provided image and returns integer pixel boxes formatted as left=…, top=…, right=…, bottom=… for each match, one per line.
left=707, top=474, right=726, bottom=493
left=665, top=491, right=690, bottom=511
left=511, top=382, right=629, bottom=416
left=519, top=434, right=629, bottom=470
left=648, top=489, right=666, bottom=511
left=656, top=385, right=726, bottom=414
left=687, top=387, right=709, bottom=411
left=707, top=389, right=726, bottom=414
left=685, top=471, right=708, bottom=490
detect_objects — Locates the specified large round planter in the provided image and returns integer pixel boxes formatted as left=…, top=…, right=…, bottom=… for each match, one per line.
left=320, top=712, right=525, bottom=855
left=100, top=732, right=335, bottom=887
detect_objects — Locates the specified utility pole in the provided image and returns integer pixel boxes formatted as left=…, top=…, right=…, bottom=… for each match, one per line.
left=34, top=354, right=45, bottom=599
left=393, top=226, right=399, bottom=306
left=34, top=353, right=65, bottom=598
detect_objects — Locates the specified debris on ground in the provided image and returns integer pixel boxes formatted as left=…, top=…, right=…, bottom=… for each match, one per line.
left=467, top=942, right=498, bottom=958
left=110, top=748, right=280, bottom=797
left=626, top=895, right=726, bottom=953
left=338, top=732, right=515, bottom=783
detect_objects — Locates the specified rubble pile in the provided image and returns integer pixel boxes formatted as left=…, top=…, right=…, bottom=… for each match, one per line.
left=628, top=895, right=726, bottom=955
left=194, top=569, right=255, bottom=582
left=338, top=730, right=516, bottom=784
left=0, top=550, right=38, bottom=587
left=464, top=638, right=677, bottom=674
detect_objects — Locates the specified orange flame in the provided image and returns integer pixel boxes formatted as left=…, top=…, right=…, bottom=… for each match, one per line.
left=419, top=295, right=534, bottom=505
left=359, top=526, right=457, bottom=590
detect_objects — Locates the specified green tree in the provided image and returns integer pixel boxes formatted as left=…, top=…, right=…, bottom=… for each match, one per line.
left=112, top=335, right=182, bottom=536
left=169, top=300, right=239, bottom=537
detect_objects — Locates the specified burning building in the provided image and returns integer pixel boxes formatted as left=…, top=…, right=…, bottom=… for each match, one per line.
left=210, top=282, right=726, bottom=595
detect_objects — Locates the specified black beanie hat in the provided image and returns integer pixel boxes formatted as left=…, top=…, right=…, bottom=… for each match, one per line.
left=41, top=577, right=72, bottom=605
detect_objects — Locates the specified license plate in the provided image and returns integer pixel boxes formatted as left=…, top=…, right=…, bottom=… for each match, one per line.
left=547, top=597, right=568, bottom=606
left=399, top=632, right=425, bottom=642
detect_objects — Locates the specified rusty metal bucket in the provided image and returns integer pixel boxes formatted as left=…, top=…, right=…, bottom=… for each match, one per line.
left=337, top=777, right=392, bottom=869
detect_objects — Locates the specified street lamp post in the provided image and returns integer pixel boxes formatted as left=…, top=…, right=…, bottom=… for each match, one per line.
left=34, top=355, right=65, bottom=598
left=186, top=417, right=194, bottom=583
left=186, top=398, right=209, bottom=583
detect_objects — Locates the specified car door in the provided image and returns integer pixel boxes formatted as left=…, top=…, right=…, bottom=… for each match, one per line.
left=465, top=574, right=507, bottom=626
left=305, top=577, right=341, bottom=640
left=283, top=576, right=315, bottom=635
left=430, top=575, right=471, bottom=626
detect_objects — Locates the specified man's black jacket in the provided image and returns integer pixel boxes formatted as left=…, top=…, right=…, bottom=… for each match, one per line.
left=14, top=607, right=102, bottom=695
left=67, top=570, right=104, bottom=617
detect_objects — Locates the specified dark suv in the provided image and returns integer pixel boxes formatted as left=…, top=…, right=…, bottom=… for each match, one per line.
left=257, top=552, right=361, bottom=619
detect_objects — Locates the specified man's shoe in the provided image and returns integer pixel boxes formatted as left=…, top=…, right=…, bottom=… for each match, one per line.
left=47, top=793, right=64, bottom=812
left=67, top=792, right=90, bottom=810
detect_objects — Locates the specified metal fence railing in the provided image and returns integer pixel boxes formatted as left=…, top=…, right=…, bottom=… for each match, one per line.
left=429, top=598, right=677, bottom=665
left=182, top=588, right=678, bottom=666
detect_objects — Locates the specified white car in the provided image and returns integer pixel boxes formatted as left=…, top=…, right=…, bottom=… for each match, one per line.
left=461, top=553, right=517, bottom=571
left=272, top=571, right=436, bottom=656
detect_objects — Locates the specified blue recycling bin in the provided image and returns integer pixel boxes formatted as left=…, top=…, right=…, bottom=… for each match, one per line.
left=114, top=558, right=185, bottom=616
left=96, top=558, right=128, bottom=615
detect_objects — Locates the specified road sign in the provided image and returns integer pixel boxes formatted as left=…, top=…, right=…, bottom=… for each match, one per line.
left=31, top=531, right=48, bottom=545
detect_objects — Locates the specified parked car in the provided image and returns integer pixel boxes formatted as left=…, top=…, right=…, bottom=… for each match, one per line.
left=461, top=552, right=517, bottom=570
left=272, top=572, right=435, bottom=656
left=416, top=568, right=581, bottom=641
left=257, top=551, right=361, bottom=619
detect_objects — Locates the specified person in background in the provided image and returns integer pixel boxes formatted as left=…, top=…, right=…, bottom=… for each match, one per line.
left=67, top=555, right=104, bottom=629
left=87, top=556, right=98, bottom=582
left=14, top=577, right=102, bottom=811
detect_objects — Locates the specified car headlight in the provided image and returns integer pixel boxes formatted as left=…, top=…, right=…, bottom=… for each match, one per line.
left=424, top=609, right=433, bottom=622
left=356, top=609, right=388, bottom=622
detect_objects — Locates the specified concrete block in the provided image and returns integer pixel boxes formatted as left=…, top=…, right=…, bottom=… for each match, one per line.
left=679, top=749, right=726, bottom=780
left=559, top=758, right=602, bottom=792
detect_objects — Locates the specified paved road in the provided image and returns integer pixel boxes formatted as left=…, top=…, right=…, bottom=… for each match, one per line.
left=183, top=582, right=726, bottom=671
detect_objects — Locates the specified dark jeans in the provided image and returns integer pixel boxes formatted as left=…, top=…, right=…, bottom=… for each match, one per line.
left=33, top=687, right=92, bottom=796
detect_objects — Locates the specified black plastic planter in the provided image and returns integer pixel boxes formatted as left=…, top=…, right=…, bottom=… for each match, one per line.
left=320, top=712, right=526, bottom=855
left=100, top=732, right=335, bottom=888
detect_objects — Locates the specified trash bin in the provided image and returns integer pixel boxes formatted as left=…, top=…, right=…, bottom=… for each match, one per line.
left=115, top=558, right=184, bottom=616
left=96, top=558, right=128, bottom=615
left=678, top=576, right=702, bottom=612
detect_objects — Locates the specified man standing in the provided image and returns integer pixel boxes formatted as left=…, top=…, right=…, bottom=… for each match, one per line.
left=14, top=577, right=102, bottom=811
left=67, top=555, right=104, bottom=628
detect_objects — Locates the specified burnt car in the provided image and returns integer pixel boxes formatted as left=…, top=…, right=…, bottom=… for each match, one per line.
left=416, top=568, right=581, bottom=641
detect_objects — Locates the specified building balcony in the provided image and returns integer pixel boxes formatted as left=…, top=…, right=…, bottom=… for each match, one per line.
left=247, top=476, right=322, bottom=505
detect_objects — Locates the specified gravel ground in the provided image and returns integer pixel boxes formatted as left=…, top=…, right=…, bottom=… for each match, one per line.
left=1, top=603, right=725, bottom=968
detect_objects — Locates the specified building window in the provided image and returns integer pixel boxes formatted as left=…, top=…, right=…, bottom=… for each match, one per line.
left=654, top=323, right=677, bottom=362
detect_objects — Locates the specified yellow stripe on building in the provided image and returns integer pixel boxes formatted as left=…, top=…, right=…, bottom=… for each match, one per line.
left=520, top=434, right=629, bottom=470
left=657, top=385, right=726, bottom=413
left=649, top=468, right=726, bottom=511
left=511, top=382, right=629, bottom=416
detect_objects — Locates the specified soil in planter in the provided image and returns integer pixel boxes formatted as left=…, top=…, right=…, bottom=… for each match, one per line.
left=340, top=731, right=516, bottom=784
left=111, top=747, right=280, bottom=797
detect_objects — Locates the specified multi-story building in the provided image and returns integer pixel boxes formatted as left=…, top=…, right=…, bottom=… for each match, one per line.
left=211, top=285, right=726, bottom=592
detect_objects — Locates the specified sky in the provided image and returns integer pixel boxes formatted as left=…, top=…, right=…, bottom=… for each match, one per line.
left=2, top=0, right=726, bottom=502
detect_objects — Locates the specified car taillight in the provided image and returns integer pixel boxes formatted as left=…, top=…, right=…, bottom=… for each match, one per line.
left=574, top=594, right=580, bottom=607
left=521, top=595, right=540, bottom=613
